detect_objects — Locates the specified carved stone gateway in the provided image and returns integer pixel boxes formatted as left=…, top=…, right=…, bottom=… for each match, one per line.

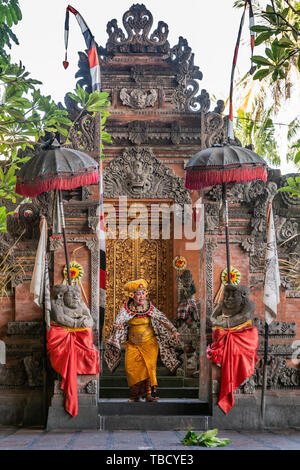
left=0, top=3, right=300, bottom=430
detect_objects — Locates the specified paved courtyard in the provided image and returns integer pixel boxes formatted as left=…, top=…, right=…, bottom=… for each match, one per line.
left=0, top=427, right=299, bottom=450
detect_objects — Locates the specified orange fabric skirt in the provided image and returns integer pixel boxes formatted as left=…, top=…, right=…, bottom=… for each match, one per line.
left=125, top=336, right=159, bottom=388
left=47, top=324, right=100, bottom=417
left=207, top=325, right=258, bottom=414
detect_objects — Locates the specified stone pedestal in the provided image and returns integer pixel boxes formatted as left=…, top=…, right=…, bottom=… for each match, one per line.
left=46, top=375, right=99, bottom=430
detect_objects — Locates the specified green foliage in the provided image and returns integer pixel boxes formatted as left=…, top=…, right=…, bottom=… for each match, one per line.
left=278, top=176, right=300, bottom=197
left=0, top=206, right=10, bottom=232
left=248, top=2, right=300, bottom=82
left=0, top=1, right=111, bottom=231
left=66, top=85, right=112, bottom=158
left=235, top=105, right=281, bottom=166
left=241, top=0, right=300, bottom=191
left=181, top=429, right=231, bottom=448
left=0, top=0, right=22, bottom=63
left=286, top=116, right=300, bottom=162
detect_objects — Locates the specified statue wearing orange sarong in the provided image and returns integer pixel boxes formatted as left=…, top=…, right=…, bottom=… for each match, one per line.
left=207, top=285, right=259, bottom=414
left=47, top=284, right=100, bottom=417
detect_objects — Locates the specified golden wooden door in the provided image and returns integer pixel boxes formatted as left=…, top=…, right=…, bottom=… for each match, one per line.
left=102, top=206, right=173, bottom=342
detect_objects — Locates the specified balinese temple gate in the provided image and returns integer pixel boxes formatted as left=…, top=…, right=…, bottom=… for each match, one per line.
left=0, top=4, right=299, bottom=430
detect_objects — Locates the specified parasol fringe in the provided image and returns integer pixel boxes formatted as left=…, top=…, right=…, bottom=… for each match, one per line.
left=184, top=166, right=267, bottom=190
left=16, top=171, right=99, bottom=198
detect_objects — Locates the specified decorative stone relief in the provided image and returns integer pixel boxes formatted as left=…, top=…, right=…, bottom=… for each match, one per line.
left=205, top=178, right=299, bottom=279
left=50, top=236, right=99, bottom=329
left=239, top=356, right=300, bottom=393
left=103, top=146, right=191, bottom=204
left=0, top=362, right=27, bottom=386
left=253, top=318, right=296, bottom=337
left=6, top=203, right=40, bottom=240
left=120, top=88, right=157, bottom=109
left=130, top=65, right=145, bottom=84
left=86, top=379, right=97, bottom=394
left=105, top=4, right=170, bottom=54
left=7, top=322, right=43, bottom=336
left=23, top=354, right=43, bottom=387
left=205, top=238, right=218, bottom=331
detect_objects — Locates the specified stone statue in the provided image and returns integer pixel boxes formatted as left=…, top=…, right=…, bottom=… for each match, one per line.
left=210, top=285, right=255, bottom=329
left=176, top=270, right=198, bottom=326
left=50, top=284, right=93, bottom=329
left=179, top=270, right=196, bottom=303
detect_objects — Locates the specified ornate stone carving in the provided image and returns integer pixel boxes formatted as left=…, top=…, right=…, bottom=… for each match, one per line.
left=103, top=146, right=191, bottom=204
left=49, top=236, right=64, bottom=252
left=205, top=238, right=218, bottom=330
left=0, top=362, right=27, bottom=386
left=106, top=4, right=170, bottom=54
left=206, top=178, right=299, bottom=280
left=68, top=113, right=97, bottom=152
left=86, top=379, right=97, bottom=394
left=50, top=284, right=94, bottom=329
left=127, top=120, right=150, bottom=145
left=23, top=353, right=43, bottom=387
left=7, top=322, right=43, bottom=336
left=49, top=237, right=99, bottom=327
left=240, top=356, right=300, bottom=393
left=202, top=111, right=226, bottom=148
left=130, top=65, right=145, bottom=84
left=108, top=121, right=205, bottom=146
left=120, top=88, right=157, bottom=109
left=253, top=318, right=296, bottom=337
left=6, top=203, right=40, bottom=240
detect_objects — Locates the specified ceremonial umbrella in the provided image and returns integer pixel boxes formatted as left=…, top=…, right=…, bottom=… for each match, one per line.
left=15, top=137, right=99, bottom=285
left=185, top=0, right=268, bottom=283
left=185, top=143, right=268, bottom=283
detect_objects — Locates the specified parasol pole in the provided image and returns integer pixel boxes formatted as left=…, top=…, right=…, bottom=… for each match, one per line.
left=222, top=182, right=231, bottom=285
left=58, top=189, right=72, bottom=285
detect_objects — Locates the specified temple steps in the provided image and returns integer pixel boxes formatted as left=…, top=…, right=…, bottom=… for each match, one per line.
left=100, top=376, right=198, bottom=388
left=99, top=386, right=199, bottom=399
left=97, top=399, right=211, bottom=430
left=98, top=399, right=209, bottom=415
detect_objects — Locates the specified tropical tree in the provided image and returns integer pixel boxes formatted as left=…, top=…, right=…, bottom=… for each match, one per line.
left=234, top=0, right=300, bottom=195
left=0, top=1, right=111, bottom=231
left=235, top=101, right=281, bottom=165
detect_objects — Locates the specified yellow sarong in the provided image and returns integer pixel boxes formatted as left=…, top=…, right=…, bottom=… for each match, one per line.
left=125, top=316, right=159, bottom=388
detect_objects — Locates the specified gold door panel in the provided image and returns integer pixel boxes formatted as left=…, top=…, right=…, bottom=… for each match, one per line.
left=102, top=208, right=173, bottom=342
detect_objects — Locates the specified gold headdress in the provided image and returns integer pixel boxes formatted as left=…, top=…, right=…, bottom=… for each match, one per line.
left=124, top=279, right=148, bottom=299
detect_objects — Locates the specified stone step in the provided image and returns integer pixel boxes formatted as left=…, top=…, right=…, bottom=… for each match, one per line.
left=98, top=399, right=209, bottom=416
left=99, top=376, right=198, bottom=388
left=98, top=398, right=211, bottom=430
left=99, top=387, right=199, bottom=399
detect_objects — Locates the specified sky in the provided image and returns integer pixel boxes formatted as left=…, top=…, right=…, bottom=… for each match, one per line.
left=10, top=0, right=300, bottom=175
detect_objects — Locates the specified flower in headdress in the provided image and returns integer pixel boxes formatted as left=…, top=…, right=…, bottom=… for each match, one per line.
left=173, top=255, right=187, bottom=271
left=64, top=261, right=84, bottom=284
